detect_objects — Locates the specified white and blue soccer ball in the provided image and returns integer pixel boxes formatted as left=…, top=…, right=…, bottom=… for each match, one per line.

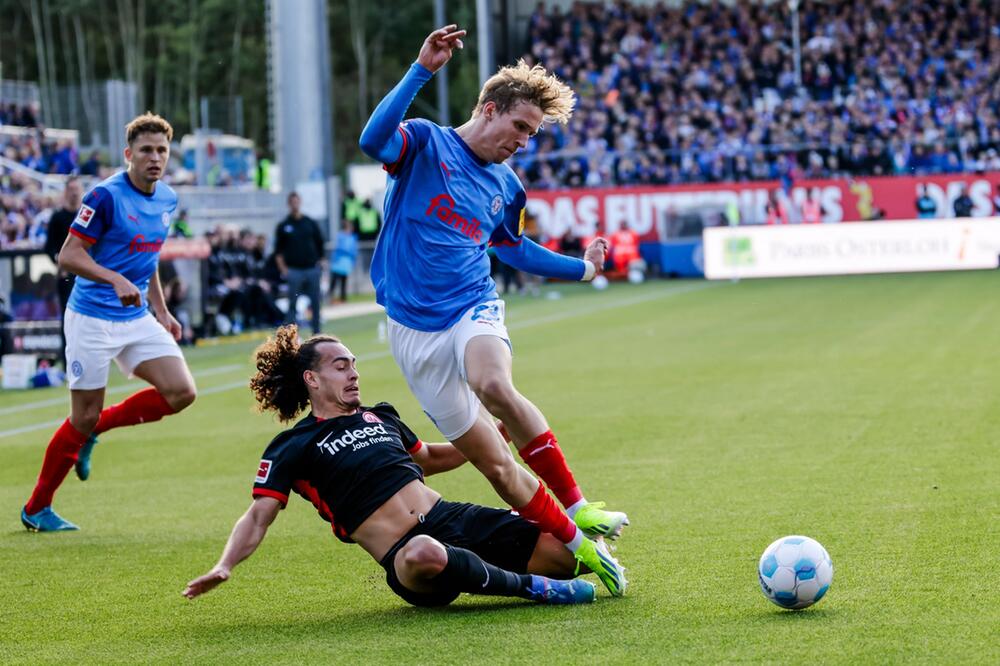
left=758, top=535, right=833, bottom=610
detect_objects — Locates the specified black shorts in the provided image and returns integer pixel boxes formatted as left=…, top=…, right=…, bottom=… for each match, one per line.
left=379, top=499, right=541, bottom=607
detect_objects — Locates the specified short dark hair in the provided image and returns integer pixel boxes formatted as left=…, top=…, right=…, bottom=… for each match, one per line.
left=125, top=112, right=173, bottom=145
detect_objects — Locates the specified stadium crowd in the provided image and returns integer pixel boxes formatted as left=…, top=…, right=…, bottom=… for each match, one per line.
left=512, top=0, right=1000, bottom=188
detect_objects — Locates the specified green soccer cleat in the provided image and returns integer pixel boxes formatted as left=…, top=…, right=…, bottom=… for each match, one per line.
left=75, top=433, right=99, bottom=481
left=574, top=536, right=627, bottom=597
left=573, top=501, right=630, bottom=540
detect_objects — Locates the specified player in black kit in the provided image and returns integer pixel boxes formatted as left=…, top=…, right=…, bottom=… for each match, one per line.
left=183, top=325, right=597, bottom=606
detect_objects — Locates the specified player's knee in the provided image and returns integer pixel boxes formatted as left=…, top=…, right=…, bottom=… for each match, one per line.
left=472, top=376, right=518, bottom=414
left=72, top=410, right=100, bottom=434
left=475, top=455, right=519, bottom=492
left=401, top=535, right=447, bottom=578
left=167, top=384, right=197, bottom=412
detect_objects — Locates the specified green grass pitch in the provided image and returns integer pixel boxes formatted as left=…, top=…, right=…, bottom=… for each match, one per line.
left=1, top=271, right=998, bottom=664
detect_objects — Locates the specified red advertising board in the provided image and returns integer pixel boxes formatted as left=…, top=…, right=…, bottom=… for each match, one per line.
left=525, top=172, right=1000, bottom=242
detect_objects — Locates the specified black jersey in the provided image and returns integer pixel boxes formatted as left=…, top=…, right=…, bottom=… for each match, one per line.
left=252, top=403, right=424, bottom=542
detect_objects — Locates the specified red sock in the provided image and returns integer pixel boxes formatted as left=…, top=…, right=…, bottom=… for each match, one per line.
left=514, top=482, right=578, bottom=544
left=93, top=388, right=175, bottom=436
left=518, top=430, right=584, bottom=509
left=25, top=419, right=88, bottom=514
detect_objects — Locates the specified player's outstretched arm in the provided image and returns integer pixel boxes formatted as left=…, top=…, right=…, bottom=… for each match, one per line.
left=183, top=497, right=281, bottom=599
left=410, top=441, right=467, bottom=476
left=494, top=235, right=608, bottom=282
left=358, top=25, right=465, bottom=164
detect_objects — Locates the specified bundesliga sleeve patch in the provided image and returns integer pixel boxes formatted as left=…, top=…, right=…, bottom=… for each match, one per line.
left=75, top=204, right=96, bottom=228
left=255, top=459, right=272, bottom=483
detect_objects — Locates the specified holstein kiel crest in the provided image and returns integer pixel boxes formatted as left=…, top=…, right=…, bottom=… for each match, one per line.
left=491, top=194, right=503, bottom=215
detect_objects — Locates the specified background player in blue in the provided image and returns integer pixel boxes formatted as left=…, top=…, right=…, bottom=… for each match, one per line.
left=360, top=26, right=627, bottom=596
left=21, top=113, right=197, bottom=532
left=184, top=326, right=598, bottom=606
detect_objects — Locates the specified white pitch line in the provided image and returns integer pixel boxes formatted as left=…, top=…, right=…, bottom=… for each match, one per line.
left=0, top=363, right=245, bottom=416
left=0, top=282, right=715, bottom=441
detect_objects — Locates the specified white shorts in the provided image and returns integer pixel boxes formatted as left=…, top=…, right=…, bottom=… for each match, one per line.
left=388, top=299, right=511, bottom=441
left=65, top=309, right=184, bottom=390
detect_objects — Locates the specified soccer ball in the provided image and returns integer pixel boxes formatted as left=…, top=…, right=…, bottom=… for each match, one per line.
left=758, top=535, right=833, bottom=610
left=591, top=275, right=609, bottom=290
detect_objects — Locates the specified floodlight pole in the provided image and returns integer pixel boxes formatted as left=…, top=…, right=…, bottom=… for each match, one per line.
left=434, top=0, right=450, bottom=126
left=789, top=0, right=802, bottom=89
left=476, top=0, right=494, bottom=86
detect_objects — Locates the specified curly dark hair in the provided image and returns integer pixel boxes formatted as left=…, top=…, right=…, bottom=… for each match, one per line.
left=249, top=325, right=341, bottom=422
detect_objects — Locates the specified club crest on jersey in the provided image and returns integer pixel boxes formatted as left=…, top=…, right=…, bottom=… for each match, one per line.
left=162, top=212, right=171, bottom=228
left=491, top=195, right=503, bottom=216
left=75, top=204, right=96, bottom=228
left=255, top=459, right=272, bottom=483
left=362, top=411, right=382, bottom=424
left=425, top=194, right=484, bottom=243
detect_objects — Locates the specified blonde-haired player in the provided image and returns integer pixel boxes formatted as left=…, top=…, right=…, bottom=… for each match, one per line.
left=359, top=26, right=627, bottom=596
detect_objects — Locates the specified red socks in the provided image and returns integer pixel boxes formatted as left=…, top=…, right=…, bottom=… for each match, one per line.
left=25, top=419, right=88, bottom=514
left=25, top=389, right=175, bottom=514
left=518, top=430, right=584, bottom=509
left=514, top=482, right=578, bottom=544
left=94, top=388, right=175, bottom=436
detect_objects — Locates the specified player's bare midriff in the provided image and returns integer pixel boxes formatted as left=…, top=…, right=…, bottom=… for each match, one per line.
left=350, top=479, right=441, bottom=561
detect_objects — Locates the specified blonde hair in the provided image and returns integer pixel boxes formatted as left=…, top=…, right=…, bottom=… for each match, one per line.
left=473, top=60, right=575, bottom=125
left=125, top=112, right=173, bottom=144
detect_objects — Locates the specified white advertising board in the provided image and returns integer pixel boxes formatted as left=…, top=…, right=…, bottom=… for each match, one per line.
left=703, top=218, right=1000, bottom=280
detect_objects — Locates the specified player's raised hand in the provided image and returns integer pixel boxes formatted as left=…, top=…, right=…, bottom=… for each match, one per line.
left=417, top=25, right=466, bottom=73
left=584, top=237, right=610, bottom=275
left=183, top=567, right=230, bottom=599
left=112, top=276, right=142, bottom=307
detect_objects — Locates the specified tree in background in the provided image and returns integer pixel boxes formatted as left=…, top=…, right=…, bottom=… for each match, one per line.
left=0, top=0, right=485, bottom=174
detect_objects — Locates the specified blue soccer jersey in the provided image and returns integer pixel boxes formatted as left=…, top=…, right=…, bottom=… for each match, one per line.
left=67, top=171, right=177, bottom=321
left=363, top=64, right=589, bottom=332
left=371, top=118, right=530, bottom=331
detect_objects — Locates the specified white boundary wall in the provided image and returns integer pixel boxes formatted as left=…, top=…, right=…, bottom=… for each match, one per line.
left=703, top=218, right=1000, bottom=279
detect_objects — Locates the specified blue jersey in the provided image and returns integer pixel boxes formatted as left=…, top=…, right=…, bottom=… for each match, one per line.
left=362, top=64, right=588, bottom=332
left=372, top=119, right=529, bottom=331
left=67, top=171, right=177, bottom=321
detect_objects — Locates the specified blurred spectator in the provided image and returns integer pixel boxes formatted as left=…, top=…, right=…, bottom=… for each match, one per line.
left=355, top=197, right=382, bottom=242
left=0, top=102, right=38, bottom=127
left=329, top=219, right=359, bottom=303
left=513, top=0, right=1000, bottom=187
left=610, top=223, right=640, bottom=272
left=801, top=190, right=822, bottom=224
left=171, top=208, right=194, bottom=238
left=79, top=150, right=102, bottom=176
left=275, top=191, right=325, bottom=335
left=915, top=184, right=937, bottom=218
left=765, top=190, right=789, bottom=225
left=953, top=184, right=973, bottom=217
left=43, top=177, right=84, bottom=367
